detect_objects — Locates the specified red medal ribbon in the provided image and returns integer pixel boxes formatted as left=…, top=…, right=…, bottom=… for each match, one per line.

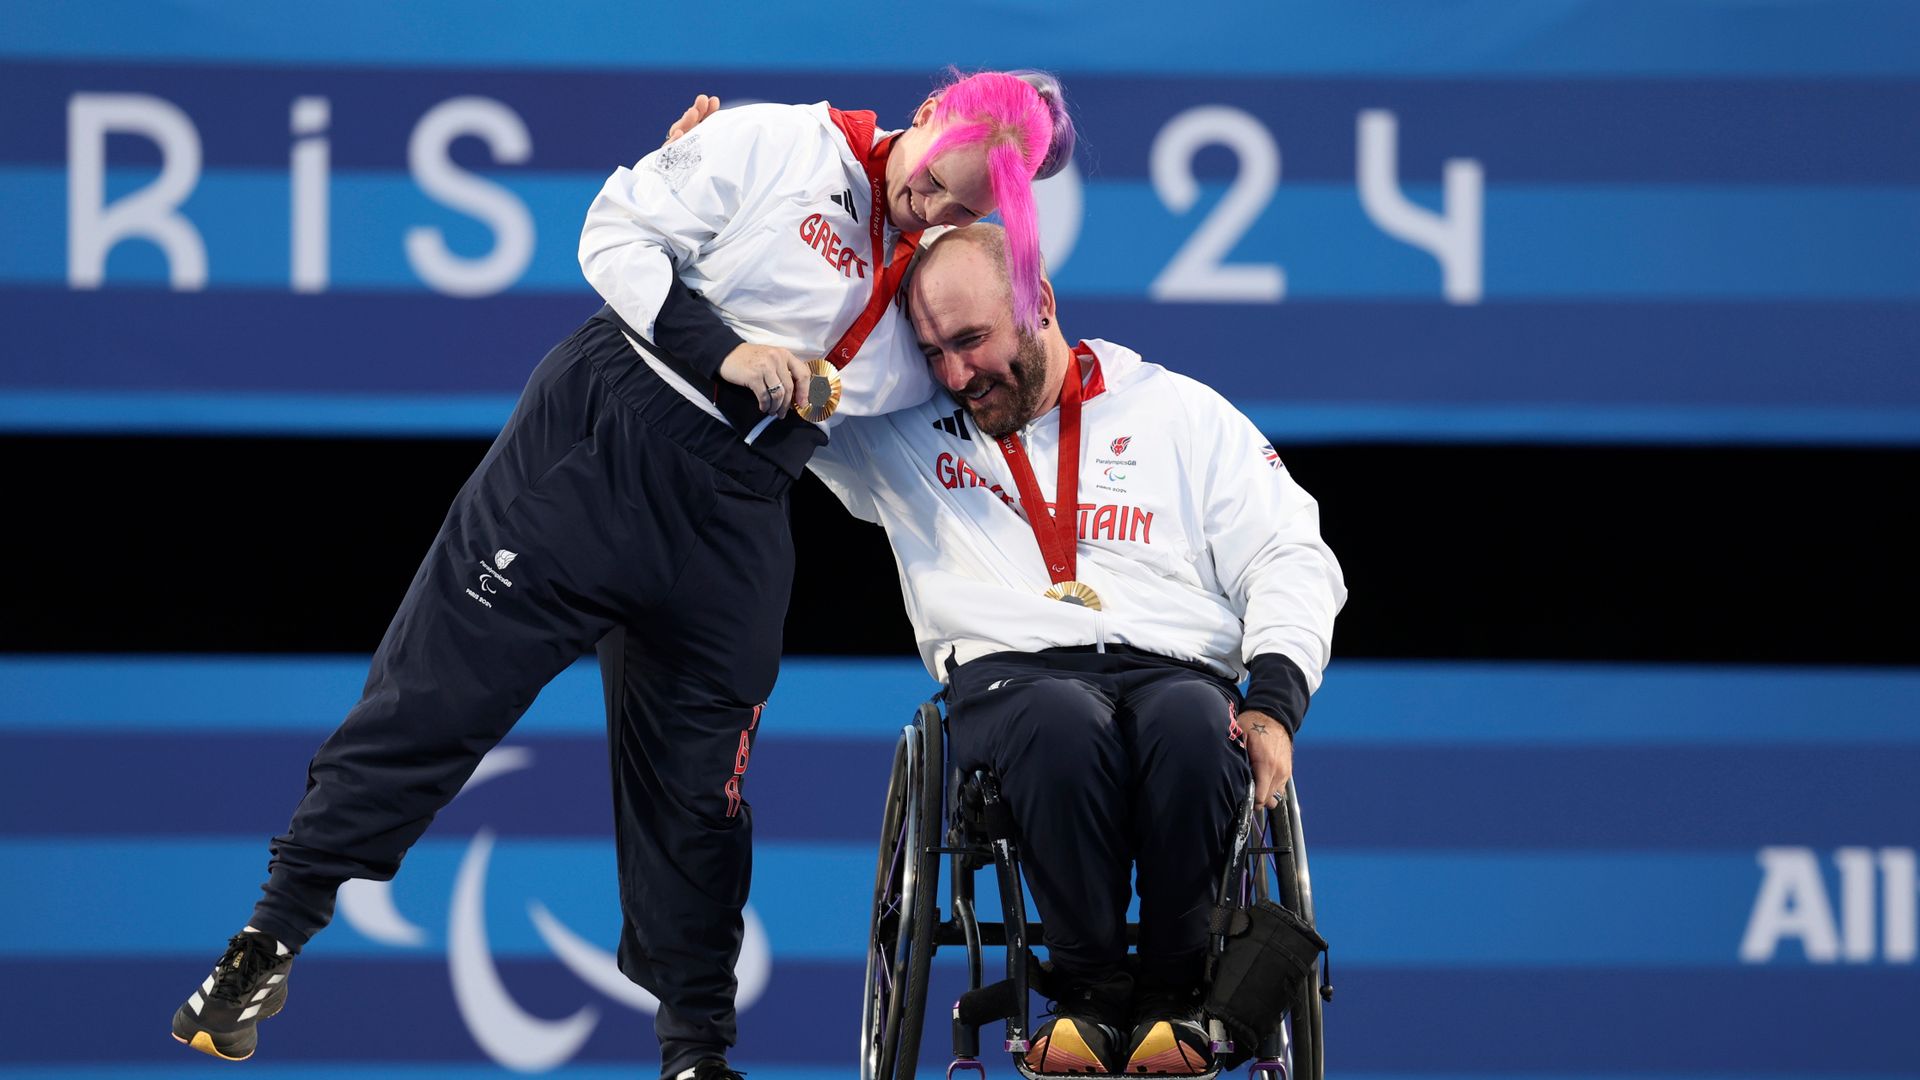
left=995, top=348, right=1089, bottom=587
left=826, top=109, right=924, bottom=369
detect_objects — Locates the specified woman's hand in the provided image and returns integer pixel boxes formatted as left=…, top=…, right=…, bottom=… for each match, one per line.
left=663, top=94, right=720, bottom=145
left=718, top=343, right=811, bottom=416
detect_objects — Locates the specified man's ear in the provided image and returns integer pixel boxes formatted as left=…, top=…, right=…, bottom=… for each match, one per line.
left=1038, top=274, right=1057, bottom=327
left=912, top=96, right=940, bottom=128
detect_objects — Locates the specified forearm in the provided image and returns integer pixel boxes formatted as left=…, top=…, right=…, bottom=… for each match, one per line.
left=1241, top=652, right=1311, bottom=736
left=652, top=276, right=745, bottom=380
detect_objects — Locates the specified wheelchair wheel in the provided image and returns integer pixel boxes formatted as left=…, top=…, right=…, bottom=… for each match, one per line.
left=860, top=706, right=943, bottom=1080
left=1271, top=780, right=1324, bottom=1080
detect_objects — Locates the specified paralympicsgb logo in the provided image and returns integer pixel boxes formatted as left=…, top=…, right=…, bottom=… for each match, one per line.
left=336, top=745, right=772, bottom=1071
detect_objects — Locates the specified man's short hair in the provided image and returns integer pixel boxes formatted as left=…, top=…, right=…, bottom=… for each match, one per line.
left=902, top=222, right=1043, bottom=318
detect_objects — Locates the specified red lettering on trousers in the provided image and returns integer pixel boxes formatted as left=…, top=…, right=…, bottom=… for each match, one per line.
left=724, top=702, right=767, bottom=818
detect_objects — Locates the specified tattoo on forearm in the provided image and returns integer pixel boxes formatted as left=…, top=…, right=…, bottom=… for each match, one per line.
left=1250, top=720, right=1271, bottom=735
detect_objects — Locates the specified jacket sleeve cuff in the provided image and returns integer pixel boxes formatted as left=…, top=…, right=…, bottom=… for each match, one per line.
left=651, top=276, right=744, bottom=380
left=1241, top=652, right=1311, bottom=737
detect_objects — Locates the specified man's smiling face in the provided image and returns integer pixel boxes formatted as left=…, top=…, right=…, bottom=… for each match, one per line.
left=908, top=235, right=1057, bottom=438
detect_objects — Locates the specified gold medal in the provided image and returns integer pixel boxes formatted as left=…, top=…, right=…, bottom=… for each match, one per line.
left=1043, top=581, right=1103, bottom=610
left=792, top=359, right=842, bottom=422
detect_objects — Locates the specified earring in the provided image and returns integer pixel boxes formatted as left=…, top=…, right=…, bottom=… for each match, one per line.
left=1040, top=317, right=1050, bottom=328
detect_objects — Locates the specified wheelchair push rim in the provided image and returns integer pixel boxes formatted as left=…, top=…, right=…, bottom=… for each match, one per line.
left=1247, top=779, right=1324, bottom=1080
left=860, top=716, right=942, bottom=1080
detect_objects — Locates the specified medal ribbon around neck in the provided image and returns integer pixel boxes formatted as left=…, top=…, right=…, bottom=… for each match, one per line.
left=994, top=354, right=1100, bottom=609
left=826, top=122, right=923, bottom=368
left=802, top=110, right=925, bottom=421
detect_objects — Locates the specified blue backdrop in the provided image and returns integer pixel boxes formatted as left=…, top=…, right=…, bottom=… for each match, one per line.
left=4, top=657, right=1918, bottom=1077
left=3, top=0, right=1917, bottom=443
left=3, top=2, right=1918, bottom=1077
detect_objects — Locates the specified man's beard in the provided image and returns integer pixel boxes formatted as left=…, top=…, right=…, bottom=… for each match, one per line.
left=963, top=330, right=1052, bottom=438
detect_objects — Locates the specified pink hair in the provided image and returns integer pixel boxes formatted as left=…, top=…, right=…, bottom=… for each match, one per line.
left=913, top=71, right=1059, bottom=333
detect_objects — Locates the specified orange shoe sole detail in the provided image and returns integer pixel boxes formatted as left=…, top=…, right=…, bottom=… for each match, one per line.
left=1027, top=1018, right=1112, bottom=1074
left=1123, top=1021, right=1209, bottom=1074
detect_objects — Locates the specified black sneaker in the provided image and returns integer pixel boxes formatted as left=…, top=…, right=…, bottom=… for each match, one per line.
left=673, top=1061, right=746, bottom=1080
left=170, top=929, right=294, bottom=1060
left=1122, top=982, right=1212, bottom=1075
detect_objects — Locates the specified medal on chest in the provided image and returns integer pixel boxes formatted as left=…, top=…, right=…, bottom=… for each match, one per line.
left=996, top=349, right=1102, bottom=611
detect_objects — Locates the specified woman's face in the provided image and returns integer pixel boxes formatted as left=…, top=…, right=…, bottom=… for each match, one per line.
left=886, top=99, right=1000, bottom=233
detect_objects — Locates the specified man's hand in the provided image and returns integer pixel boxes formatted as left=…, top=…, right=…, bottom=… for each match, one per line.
left=663, top=94, right=720, bottom=146
left=718, top=343, right=811, bottom=417
left=1241, top=708, right=1294, bottom=809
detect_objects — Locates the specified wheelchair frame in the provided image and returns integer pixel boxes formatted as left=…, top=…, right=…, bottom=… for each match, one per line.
left=860, top=700, right=1327, bottom=1080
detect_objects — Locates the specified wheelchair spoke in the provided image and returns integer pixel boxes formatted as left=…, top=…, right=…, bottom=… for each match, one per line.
left=863, top=713, right=945, bottom=1080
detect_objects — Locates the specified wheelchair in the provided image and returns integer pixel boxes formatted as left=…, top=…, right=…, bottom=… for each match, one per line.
left=861, top=699, right=1328, bottom=1080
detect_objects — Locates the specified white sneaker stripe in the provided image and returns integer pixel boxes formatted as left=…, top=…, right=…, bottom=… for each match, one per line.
left=252, top=987, right=271, bottom=1002
left=200, top=975, right=214, bottom=994
left=188, top=992, right=204, bottom=1015
left=267, top=973, right=284, bottom=984
left=243, top=925, right=291, bottom=956
left=239, top=1004, right=261, bottom=1021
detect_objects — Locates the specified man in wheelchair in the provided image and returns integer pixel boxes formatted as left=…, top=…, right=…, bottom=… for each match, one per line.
left=810, top=224, right=1345, bottom=1075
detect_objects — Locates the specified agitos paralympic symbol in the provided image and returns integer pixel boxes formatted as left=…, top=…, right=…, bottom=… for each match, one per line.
left=335, top=746, right=772, bottom=1070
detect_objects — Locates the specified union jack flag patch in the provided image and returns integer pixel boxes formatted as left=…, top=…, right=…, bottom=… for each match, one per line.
left=1261, top=443, right=1281, bottom=469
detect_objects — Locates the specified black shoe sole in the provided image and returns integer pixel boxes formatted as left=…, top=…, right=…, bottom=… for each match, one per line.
left=170, top=991, right=286, bottom=1062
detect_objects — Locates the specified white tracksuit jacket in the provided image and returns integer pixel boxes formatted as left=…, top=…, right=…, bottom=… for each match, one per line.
left=579, top=102, right=934, bottom=428
left=810, top=339, right=1347, bottom=689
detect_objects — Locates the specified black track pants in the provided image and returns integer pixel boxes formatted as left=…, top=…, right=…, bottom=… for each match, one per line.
left=250, top=312, right=792, bottom=1075
left=946, top=648, right=1253, bottom=1016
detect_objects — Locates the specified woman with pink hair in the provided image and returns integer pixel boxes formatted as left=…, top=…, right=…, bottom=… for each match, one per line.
left=881, top=69, right=1072, bottom=331
left=168, top=66, right=1078, bottom=1080
left=623, top=67, right=1077, bottom=427
left=663, top=69, right=1072, bottom=341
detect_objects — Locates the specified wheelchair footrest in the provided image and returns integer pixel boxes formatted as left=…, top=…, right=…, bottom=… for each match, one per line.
left=954, top=978, right=1020, bottom=1027
left=954, top=953, right=1061, bottom=1028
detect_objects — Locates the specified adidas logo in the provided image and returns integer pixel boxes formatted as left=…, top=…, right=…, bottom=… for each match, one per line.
left=930, top=408, right=971, bottom=441
left=828, top=188, right=859, bottom=223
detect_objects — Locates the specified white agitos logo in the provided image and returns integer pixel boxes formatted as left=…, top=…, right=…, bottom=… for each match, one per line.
left=336, top=746, right=771, bottom=1072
